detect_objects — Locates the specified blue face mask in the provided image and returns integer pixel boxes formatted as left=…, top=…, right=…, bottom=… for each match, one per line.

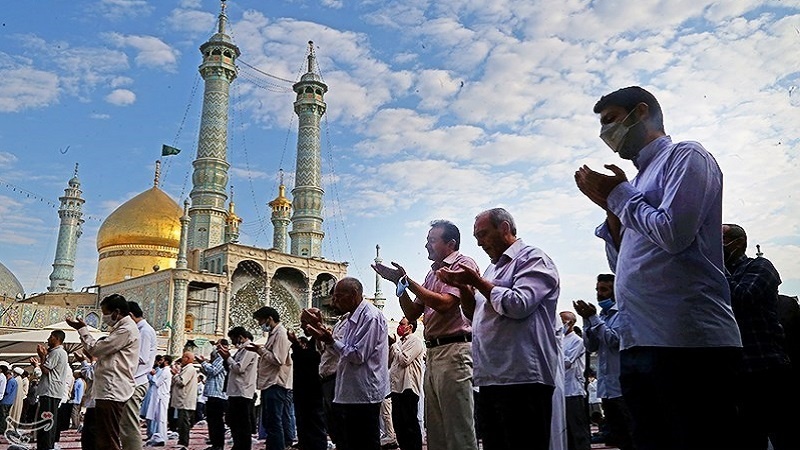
left=598, top=298, right=614, bottom=312
left=396, top=276, right=409, bottom=297
left=261, top=323, right=272, bottom=333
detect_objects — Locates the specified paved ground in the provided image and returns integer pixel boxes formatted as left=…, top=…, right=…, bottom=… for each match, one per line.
left=2, top=423, right=620, bottom=449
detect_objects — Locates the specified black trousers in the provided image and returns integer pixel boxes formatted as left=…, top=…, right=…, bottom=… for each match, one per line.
left=620, top=346, right=740, bottom=450
left=602, top=396, right=635, bottom=450
left=479, top=383, right=554, bottom=450
left=95, top=399, right=125, bottom=450
left=391, top=390, right=422, bottom=450
left=36, top=395, right=60, bottom=450
left=336, top=402, right=381, bottom=450
left=177, top=408, right=193, bottom=446
left=565, top=395, right=591, bottom=450
left=737, top=365, right=800, bottom=450
left=206, top=396, right=228, bottom=447
left=227, top=396, right=255, bottom=450
left=81, top=407, right=97, bottom=450
left=295, top=393, right=328, bottom=450
left=321, top=376, right=343, bottom=447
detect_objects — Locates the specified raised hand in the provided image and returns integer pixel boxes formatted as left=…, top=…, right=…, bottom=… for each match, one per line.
left=371, top=261, right=407, bottom=284
left=573, top=300, right=597, bottom=319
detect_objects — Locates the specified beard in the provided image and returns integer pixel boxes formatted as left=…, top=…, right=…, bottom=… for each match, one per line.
left=618, top=121, right=648, bottom=160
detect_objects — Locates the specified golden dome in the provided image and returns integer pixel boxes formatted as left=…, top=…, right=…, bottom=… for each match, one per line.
left=97, top=187, right=182, bottom=250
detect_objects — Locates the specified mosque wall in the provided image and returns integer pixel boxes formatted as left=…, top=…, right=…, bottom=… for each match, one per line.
left=0, top=299, right=102, bottom=332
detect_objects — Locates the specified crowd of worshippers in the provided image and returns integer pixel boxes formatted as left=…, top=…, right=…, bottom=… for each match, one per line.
left=10, top=86, right=800, bottom=450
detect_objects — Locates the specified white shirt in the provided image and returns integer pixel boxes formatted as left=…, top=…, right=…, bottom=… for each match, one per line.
left=472, top=239, right=561, bottom=387
left=37, top=344, right=69, bottom=399
left=134, top=318, right=158, bottom=386
left=389, top=332, right=425, bottom=396
left=319, top=315, right=348, bottom=378
left=562, top=331, right=585, bottom=397
left=597, top=136, right=741, bottom=349
left=78, top=315, right=140, bottom=402
left=333, top=300, right=389, bottom=404
left=226, top=341, right=259, bottom=399
left=256, top=323, right=293, bottom=390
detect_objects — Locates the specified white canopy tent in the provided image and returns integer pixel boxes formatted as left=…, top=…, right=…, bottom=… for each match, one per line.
left=0, top=321, right=105, bottom=366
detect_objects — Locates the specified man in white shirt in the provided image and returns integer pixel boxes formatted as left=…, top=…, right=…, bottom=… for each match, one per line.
left=171, top=351, right=198, bottom=450
left=438, top=208, right=561, bottom=450
left=306, top=277, right=389, bottom=450
left=67, top=293, right=140, bottom=450
left=389, top=317, right=425, bottom=450
left=30, top=330, right=69, bottom=450
left=248, top=306, right=293, bottom=450
left=560, top=311, right=590, bottom=450
left=120, top=301, right=157, bottom=450
left=218, top=326, right=259, bottom=450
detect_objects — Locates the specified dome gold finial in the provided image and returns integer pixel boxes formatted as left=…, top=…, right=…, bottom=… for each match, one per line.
left=154, top=160, right=161, bottom=187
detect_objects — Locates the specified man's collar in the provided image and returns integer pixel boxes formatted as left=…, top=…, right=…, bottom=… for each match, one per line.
left=633, top=135, right=671, bottom=170
left=348, top=300, right=369, bottom=323
left=494, top=239, right=524, bottom=265
left=431, top=251, right=460, bottom=270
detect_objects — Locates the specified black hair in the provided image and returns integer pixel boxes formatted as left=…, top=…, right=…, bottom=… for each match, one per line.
left=50, top=329, right=66, bottom=344
left=593, top=86, right=665, bottom=132
left=127, top=301, right=144, bottom=318
left=253, top=306, right=280, bottom=323
left=430, top=219, right=461, bottom=250
left=597, top=274, right=615, bottom=283
left=228, top=326, right=253, bottom=342
left=408, top=319, right=418, bottom=333
left=101, top=294, right=130, bottom=315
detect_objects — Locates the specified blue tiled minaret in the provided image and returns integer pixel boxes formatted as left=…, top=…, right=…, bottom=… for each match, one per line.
left=188, top=0, right=240, bottom=253
left=48, top=164, right=84, bottom=292
left=289, top=42, right=327, bottom=257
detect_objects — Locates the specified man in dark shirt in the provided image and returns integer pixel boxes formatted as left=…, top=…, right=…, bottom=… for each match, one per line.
left=723, top=223, right=799, bottom=449
left=289, top=319, right=328, bottom=450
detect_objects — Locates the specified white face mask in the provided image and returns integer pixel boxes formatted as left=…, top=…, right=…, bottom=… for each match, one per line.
left=102, top=313, right=115, bottom=326
left=600, top=109, right=640, bottom=154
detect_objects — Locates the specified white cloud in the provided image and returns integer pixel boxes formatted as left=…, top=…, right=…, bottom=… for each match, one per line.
left=106, top=33, right=180, bottom=71
left=0, top=152, right=18, bottom=166
left=321, top=0, right=344, bottom=8
left=0, top=67, right=59, bottom=112
left=90, top=113, right=111, bottom=120
left=98, top=0, right=154, bottom=20
left=105, top=89, right=136, bottom=106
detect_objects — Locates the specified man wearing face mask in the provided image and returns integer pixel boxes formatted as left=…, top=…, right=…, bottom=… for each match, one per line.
left=560, top=311, right=590, bottom=450
left=574, top=274, right=634, bottom=450
left=389, top=317, right=425, bottom=450
left=574, top=86, right=741, bottom=450
left=197, top=340, right=229, bottom=450
left=248, top=306, right=293, bottom=450
left=67, top=293, right=140, bottom=450
left=219, top=326, right=259, bottom=450
left=145, top=355, right=173, bottom=447
left=723, top=224, right=798, bottom=450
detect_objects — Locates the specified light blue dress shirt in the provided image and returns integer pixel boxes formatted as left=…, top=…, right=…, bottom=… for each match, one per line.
left=333, top=300, right=389, bottom=404
left=596, top=135, right=741, bottom=350
left=472, top=239, right=561, bottom=387
left=583, top=305, right=622, bottom=399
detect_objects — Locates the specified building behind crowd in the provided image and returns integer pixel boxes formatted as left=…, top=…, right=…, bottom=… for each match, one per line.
left=0, top=1, right=350, bottom=360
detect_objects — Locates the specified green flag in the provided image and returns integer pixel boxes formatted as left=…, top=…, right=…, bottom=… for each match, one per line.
left=161, top=144, right=181, bottom=156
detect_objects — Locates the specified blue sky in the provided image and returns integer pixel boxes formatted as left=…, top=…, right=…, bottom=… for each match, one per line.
left=1, top=0, right=799, bottom=321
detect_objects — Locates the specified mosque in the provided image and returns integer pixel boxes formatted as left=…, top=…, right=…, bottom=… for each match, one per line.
left=0, top=2, right=375, bottom=358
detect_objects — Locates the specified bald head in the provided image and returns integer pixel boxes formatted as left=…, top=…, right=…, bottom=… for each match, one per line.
left=332, top=277, right=364, bottom=314
left=181, top=351, right=194, bottom=366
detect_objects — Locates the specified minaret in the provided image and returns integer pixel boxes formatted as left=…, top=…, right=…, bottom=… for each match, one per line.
left=289, top=41, right=327, bottom=257
left=48, top=163, right=85, bottom=292
left=224, top=186, right=242, bottom=243
left=269, top=171, right=292, bottom=253
left=188, top=0, right=240, bottom=253
left=170, top=199, right=191, bottom=355
left=373, top=244, right=385, bottom=310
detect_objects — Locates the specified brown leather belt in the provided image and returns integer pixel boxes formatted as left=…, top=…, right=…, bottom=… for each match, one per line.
left=425, top=334, right=472, bottom=348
